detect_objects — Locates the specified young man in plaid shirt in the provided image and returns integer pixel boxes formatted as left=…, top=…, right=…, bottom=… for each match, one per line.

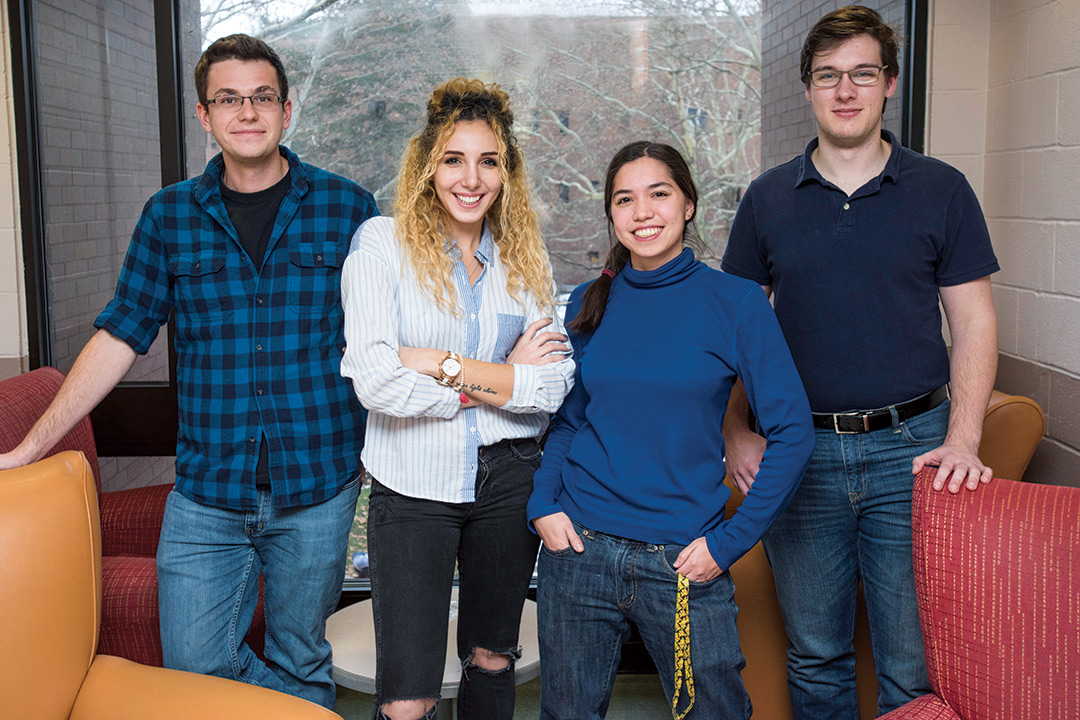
left=0, top=35, right=377, bottom=708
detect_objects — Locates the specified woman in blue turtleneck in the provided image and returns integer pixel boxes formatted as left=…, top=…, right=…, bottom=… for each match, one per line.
left=527, top=142, right=814, bottom=719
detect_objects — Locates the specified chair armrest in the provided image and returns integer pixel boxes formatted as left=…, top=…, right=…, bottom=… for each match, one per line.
left=878, top=693, right=959, bottom=719
left=70, top=655, right=342, bottom=720
left=979, top=390, right=1045, bottom=481
left=100, top=484, right=173, bottom=557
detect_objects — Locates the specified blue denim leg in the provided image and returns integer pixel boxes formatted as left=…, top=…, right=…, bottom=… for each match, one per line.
left=256, top=474, right=360, bottom=708
left=537, top=528, right=635, bottom=720
left=538, top=524, right=751, bottom=720
left=763, top=400, right=948, bottom=718
left=157, top=474, right=359, bottom=708
left=634, top=543, right=751, bottom=720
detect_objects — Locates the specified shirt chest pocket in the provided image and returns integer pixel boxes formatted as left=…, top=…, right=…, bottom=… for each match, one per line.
left=170, top=254, right=233, bottom=321
left=287, top=247, right=347, bottom=317
left=492, top=312, right=526, bottom=363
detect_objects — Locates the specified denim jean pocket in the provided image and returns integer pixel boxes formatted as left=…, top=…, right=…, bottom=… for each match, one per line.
left=900, top=398, right=950, bottom=446
left=540, top=518, right=587, bottom=557
left=658, top=543, right=724, bottom=587
left=540, top=542, right=578, bottom=558
left=509, top=438, right=542, bottom=464
left=367, top=478, right=402, bottom=523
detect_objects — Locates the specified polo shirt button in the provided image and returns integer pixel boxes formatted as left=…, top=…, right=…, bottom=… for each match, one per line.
left=256, top=344, right=263, bottom=351
left=316, top=254, right=323, bottom=262
left=843, top=202, right=850, bottom=210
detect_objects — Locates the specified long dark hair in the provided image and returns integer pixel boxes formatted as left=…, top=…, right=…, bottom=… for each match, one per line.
left=568, top=141, right=700, bottom=334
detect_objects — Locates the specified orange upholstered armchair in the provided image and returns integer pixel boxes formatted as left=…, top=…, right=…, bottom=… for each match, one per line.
left=0, top=367, right=264, bottom=666
left=0, top=451, right=338, bottom=719
left=879, top=467, right=1080, bottom=720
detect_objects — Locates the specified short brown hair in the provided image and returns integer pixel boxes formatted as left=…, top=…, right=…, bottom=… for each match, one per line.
left=800, top=5, right=901, bottom=88
left=194, top=34, right=288, bottom=106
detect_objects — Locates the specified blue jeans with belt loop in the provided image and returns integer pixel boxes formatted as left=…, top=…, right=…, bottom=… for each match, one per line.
left=763, top=398, right=949, bottom=718
left=157, top=472, right=361, bottom=708
left=537, top=520, right=751, bottom=720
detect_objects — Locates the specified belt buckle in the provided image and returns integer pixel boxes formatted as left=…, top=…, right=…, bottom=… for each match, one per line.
left=833, top=412, right=869, bottom=434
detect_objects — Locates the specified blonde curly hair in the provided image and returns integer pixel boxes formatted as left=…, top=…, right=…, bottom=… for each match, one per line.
left=393, top=78, right=554, bottom=315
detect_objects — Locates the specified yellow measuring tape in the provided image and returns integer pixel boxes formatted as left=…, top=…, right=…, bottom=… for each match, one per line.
left=671, top=573, right=695, bottom=719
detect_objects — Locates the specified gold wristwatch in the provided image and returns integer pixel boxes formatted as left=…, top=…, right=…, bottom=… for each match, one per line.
left=436, top=350, right=464, bottom=390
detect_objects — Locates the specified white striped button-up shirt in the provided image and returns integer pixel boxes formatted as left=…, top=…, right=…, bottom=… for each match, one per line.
left=340, top=216, right=575, bottom=503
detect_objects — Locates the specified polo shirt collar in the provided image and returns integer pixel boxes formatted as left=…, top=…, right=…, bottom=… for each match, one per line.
left=795, top=129, right=903, bottom=191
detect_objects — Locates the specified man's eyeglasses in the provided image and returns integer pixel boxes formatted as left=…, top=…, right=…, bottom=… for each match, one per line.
left=204, top=93, right=285, bottom=112
left=810, top=66, right=886, bottom=88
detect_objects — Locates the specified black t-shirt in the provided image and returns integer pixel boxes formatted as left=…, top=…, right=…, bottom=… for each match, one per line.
left=221, top=172, right=291, bottom=485
left=220, top=171, right=291, bottom=271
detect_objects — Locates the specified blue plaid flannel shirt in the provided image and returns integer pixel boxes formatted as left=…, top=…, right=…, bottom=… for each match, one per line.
left=95, top=146, right=378, bottom=510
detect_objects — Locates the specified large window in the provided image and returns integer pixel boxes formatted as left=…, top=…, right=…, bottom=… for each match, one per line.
left=187, top=0, right=762, bottom=284
left=179, top=0, right=763, bottom=582
left=17, top=0, right=177, bottom=490
left=13, top=0, right=925, bottom=586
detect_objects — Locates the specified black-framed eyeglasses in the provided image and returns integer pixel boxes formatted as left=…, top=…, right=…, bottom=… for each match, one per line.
left=204, top=93, right=285, bottom=112
left=810, top=66, right=887, bottom=88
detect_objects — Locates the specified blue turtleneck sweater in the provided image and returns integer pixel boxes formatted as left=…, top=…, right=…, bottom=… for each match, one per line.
left=528, top=248, right=814, bottom=570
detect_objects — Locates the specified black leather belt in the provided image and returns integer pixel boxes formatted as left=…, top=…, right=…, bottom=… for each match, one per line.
left=812, top=386, right=949, bottom=434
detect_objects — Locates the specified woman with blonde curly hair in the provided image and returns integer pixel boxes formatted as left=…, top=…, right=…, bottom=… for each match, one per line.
left=340, top=78, right=574, bottom=720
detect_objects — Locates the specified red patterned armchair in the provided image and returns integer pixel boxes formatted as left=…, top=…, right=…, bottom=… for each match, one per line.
left=880, top=467, right=1080, bottom=720
left=0, top=367, right=264, bottom=666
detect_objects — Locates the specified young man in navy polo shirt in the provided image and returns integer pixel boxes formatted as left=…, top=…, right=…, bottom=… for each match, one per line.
left=722, top=6, right=998, bottom=718
left=0, top=35, right=377, bottom=708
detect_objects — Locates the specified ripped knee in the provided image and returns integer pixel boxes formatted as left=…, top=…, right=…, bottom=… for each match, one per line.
left=376, top=696, right=438, bottom=720
left=463, top=645, right=522, bottom=673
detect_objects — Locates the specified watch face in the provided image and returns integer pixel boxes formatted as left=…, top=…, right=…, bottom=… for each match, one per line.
left=441, top=357, right=462, bottom=377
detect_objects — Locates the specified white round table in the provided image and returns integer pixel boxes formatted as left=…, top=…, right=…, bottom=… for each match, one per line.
left=327, top=589, right=540, bottom=719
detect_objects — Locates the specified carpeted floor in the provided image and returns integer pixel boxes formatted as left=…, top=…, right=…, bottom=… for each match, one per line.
left=334, top=673, right=672, bottom=718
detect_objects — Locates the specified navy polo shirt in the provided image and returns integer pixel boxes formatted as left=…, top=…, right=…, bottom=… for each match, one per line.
left=722, top=130, right=998, bottom=413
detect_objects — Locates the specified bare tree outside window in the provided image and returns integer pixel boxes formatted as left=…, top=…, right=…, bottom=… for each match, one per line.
left=198, top=0, right=761, bottom=284
left=190, top=0, right=762, bottom=578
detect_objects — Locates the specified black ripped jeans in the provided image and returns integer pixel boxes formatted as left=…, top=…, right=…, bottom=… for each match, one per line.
left=367, top=438, right=542, bottom=720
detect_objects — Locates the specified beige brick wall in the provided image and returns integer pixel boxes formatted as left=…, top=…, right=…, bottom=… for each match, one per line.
left=0, top=0, right=27, bottom=381
left=928, top=0, right=1080, bottom=486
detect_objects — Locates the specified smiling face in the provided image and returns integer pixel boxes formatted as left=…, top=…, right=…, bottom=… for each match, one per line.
left=806, top=33, right=897, bottom=151
left=432, top=120, right=502, bottom=243
left=195, top=58, right=291, bottom=170
left=610, top=156, right=695, bottom=272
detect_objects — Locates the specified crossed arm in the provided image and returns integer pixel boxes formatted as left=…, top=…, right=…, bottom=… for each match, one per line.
left=397, top=317, right=570, bottom=408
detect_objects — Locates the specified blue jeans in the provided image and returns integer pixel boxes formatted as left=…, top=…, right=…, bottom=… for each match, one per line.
left=157, top=474, right=360, bottom=709
left=538, top=521, right=751, bottom=720
left=367, top=438, right=542, bottom=720
left=763, top=399, right=949, bottom=718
